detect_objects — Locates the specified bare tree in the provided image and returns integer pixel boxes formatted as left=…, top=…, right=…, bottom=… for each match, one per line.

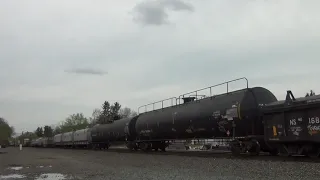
left=90, top=108, right=101, bottom=125
left=120, top=107, right=138, bottom=118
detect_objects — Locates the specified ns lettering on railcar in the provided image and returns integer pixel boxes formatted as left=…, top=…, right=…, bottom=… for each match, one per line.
left=263, top=91, right=320, bottom=157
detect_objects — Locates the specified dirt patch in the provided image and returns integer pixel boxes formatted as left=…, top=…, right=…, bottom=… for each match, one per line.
left=8, top=164, right=23, bottom=167
left=38, top=157, right=57, bottom=160
left=0, top=174, right=26, bottom=179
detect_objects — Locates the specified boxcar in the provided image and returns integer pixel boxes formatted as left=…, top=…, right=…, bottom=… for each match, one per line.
left=53, top=134, right=63, bottom=147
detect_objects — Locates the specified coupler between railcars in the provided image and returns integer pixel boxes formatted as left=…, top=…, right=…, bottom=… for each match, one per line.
left=229, top=136, right=272, bottom=156
left=126, top=141, right=139, bottom=151
left=92, top=142, right=111, bottom=150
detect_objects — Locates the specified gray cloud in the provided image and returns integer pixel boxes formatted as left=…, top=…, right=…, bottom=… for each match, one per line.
left=1, top=0, right=320, bottom=133
left=132, top=0, right=194, bottom=25
left=65, top=68, right=107, bottom=75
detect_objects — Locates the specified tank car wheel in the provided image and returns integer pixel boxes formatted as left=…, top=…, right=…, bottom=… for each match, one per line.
left=87, top=144, right=92, bottom=149
left=128, top=142, right=139, bottom=151
left=307, top=153, right=319, bottom=158
left=230, top=140, right=241, bottom=156
left=127, top=146, right=134, bottom=151
left=105, top=144, right=110, bottom=150
left=306, top=148, right=320, bottom=158
left=140, top=142, right=152, bottom=152
left=93, top=145, right=97, bottom=150
left=126, top=142, right=135, bottom=151
left=269, top=149, right=279, bottom=156
left=248, top=139, right=260, bottom=156
left=159, top=141, right=166, bottom=152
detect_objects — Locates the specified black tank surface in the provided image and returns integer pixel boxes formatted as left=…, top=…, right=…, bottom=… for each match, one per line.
left=91, top=117, right=133, bottom=143
left=135, top=87, right=278, bottom=140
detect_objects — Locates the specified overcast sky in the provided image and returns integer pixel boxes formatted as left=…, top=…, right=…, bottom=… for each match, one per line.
left=1, top=0, right=319, bottom=133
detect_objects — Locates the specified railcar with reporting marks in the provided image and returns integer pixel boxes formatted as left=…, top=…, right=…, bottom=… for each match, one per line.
left=263, top=91, right=320, bottom=157
left=31, top=77, right=320, bottom=158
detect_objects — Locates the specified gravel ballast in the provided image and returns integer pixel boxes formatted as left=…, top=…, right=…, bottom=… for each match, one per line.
left=0, top=147, right=319, bottom=180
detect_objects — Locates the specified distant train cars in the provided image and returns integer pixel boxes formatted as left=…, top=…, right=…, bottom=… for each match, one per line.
left=29, top=77, right=320, bottom=158
left=32, top=129, right=91, bottom=148
left=51, top=128, right=91, bottom=148
left=0, top=139, right=9, bottom=148
left=30, top=137, right=53, bottom=147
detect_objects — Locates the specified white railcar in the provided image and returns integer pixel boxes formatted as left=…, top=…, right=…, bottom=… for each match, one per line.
left=33, top=137, right=43, bottom=147
left=62, top=132, right=74, bottom=146
left=30, top=139, right=37, bottom=147
left=54, top=134, right=63, bottom=147
left=41, top=137, right=53, bottom=147
left=73, top=128, right=90, bottom=147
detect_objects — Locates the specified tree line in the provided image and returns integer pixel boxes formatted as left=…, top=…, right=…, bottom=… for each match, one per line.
left=0, top=117, right=15, bottom=144
left=15, top=100, right=137, bottom=142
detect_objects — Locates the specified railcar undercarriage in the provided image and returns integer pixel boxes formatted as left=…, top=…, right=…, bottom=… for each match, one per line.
left=126, top=140, right=169, bottom=152
left=229, top=136, right=279, bottom=156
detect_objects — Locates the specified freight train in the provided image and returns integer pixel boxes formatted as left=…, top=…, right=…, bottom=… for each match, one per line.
left=31, top=77, right=320, bottom=157
left=0, top=139, right=9, bottom=148
left=30, top=137, right=53, bottom=147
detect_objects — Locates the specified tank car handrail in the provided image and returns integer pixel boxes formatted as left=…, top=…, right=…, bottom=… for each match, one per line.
left=138, top=97, right=177, bottom=114
left=189, top=94, right=206, bottom=98
left=177, top=77, right=249, bottom=104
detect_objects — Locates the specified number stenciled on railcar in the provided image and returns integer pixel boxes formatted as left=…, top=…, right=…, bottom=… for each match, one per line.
left=288, top=117, right=303, bottom=136
left=307, top=116, right=320, bottom=135
left=308, top=117, right=320, bottom=124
